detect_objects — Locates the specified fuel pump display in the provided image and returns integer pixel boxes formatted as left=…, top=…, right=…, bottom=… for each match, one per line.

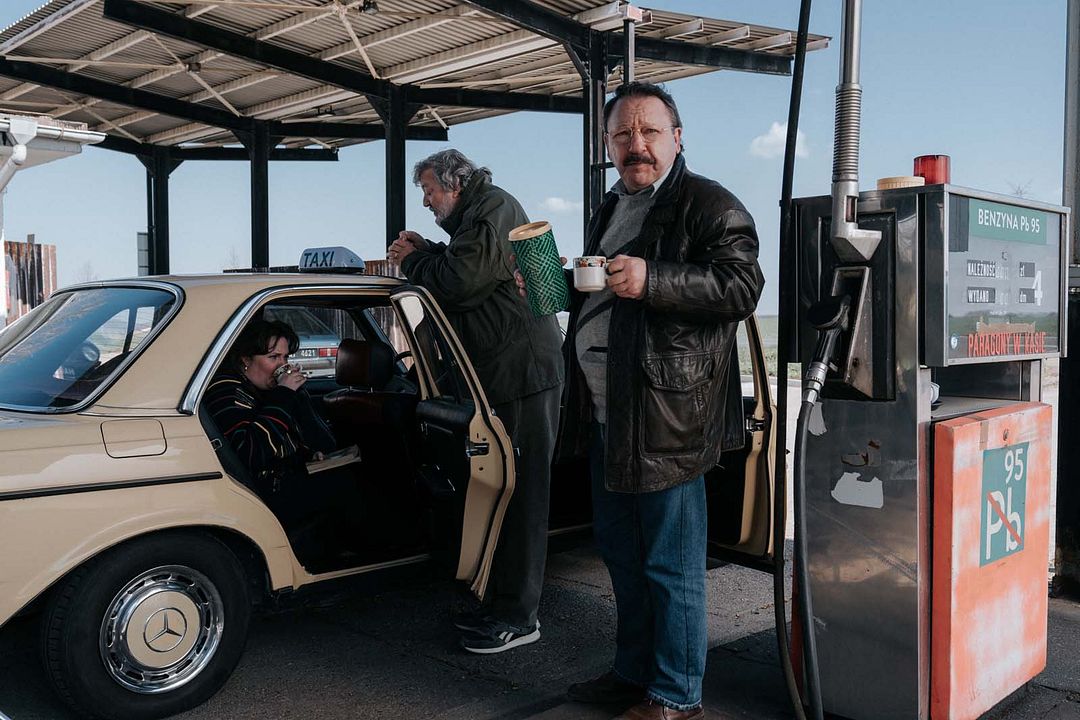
left=787, top=185, right=1069, bottom=720
left=928, top=194, right=1065, bottom=364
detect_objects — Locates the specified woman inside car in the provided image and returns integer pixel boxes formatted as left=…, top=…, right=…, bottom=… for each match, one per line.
left=205, top=318, right=353, bottom=565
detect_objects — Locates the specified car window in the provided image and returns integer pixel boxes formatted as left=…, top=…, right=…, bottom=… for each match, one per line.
left=365, top=306, right=412, bottom=369
left=0, top=287, right=176, bottom=410
left=86, top=305, right=157, bottom=365
left=263, top=306, right=336, bottom=337
left=261, top=304, right=358, bottom=379
left=394, top=294, right=471, bottom=403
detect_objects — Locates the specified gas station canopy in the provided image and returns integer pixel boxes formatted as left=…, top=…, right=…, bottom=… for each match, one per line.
left=0, top=0, right=829, bottom=273
left=0, top=0, right=827, bottom=152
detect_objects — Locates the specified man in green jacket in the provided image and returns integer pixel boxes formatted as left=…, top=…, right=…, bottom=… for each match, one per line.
left=388, top=149, right=564, bottom=654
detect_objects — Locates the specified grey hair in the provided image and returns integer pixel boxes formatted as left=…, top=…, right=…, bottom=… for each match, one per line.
left=412, top=149, right=490, bottom=191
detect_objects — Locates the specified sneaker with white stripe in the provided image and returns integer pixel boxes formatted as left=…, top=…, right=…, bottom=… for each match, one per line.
left=460, top=620, right=540, bottom=654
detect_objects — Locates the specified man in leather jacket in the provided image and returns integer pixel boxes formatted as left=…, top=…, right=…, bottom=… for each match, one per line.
left=563, top=83, right=764, bottom=720
left=388, top=149, right=564, bottom=655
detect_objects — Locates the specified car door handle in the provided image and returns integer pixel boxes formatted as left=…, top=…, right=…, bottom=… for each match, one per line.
left=746, top=417, right=767, bottom=433
left=466, top=442, right=489, bottom=458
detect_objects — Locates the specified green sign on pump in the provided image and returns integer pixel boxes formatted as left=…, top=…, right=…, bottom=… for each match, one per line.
left=980, top=442, right=1028, bottom=566
left=969, top=199, right=1048, bottom=245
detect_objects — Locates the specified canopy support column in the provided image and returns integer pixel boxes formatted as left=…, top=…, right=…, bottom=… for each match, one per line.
left=1056, top=0, right=1080, bottom=596
left=373, top=86, right=420, bottom=248
left=139, top=146, right=182, bottom=275
left=241, top=122, right=273, bottom=269
left=570, top=31, right=609, bottom=242
left=622, top=18, right=636, bottom=82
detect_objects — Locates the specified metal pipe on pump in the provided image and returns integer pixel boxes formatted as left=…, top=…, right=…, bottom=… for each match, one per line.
left=829, top=0, right=880, bottom=263
left=792, top=2, right=881, bottom=719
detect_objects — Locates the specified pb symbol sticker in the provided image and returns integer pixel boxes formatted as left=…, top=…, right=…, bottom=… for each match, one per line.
left=980, top=442, right=1027, bottom=566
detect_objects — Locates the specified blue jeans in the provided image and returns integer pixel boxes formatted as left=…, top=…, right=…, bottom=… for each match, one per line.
left=590, top=424, right=708, bottom=711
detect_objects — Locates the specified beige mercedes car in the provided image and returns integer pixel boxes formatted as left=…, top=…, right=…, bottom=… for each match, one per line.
left=0, top=260, right=777, bottom=720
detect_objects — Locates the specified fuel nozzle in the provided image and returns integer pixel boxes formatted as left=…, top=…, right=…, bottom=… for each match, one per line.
left=803, top=295, right=852, bottom=405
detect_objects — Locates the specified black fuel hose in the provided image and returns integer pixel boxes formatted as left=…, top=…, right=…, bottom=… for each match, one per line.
left=793, top=397, right=825, bottom=720
left=774, top=1, right=814, bottom=720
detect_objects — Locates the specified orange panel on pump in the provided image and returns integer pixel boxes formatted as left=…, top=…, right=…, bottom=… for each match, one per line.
left=931, top=402, right=1051, bottom=720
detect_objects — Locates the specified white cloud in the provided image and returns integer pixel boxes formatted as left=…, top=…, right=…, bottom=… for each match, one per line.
left=749, top=121, right=808, bottom=160
left=538, top=196, right=585, bottom=214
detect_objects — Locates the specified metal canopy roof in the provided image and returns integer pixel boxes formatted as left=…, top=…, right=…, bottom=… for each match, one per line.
left=0, top=0, right=828, bottom=152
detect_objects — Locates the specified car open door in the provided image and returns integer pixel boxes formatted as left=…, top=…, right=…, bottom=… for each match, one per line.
left=389, top=287, right=515, bottom=597
left=706, top=314, right=777, bottom=569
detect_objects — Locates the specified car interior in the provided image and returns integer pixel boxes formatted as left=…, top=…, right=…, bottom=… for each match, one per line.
left=198, top=292, right=774, bottom=575
left=199, top=296, right=434, bottom=573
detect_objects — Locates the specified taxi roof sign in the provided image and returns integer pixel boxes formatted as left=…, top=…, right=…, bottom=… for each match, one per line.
left=299, top=246, right=365, bottom=273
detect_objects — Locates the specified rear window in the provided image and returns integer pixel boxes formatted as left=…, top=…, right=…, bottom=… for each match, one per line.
left=0, top=287, right=177, bottom=411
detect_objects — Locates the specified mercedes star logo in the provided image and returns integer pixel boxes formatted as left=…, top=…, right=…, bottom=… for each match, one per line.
left=144, top=608, right=188, bottom=653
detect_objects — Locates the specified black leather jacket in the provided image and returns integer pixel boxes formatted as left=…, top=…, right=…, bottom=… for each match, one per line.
left=560, top=154, right=764, bottom=493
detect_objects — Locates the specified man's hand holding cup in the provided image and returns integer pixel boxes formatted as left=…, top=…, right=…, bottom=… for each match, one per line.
left=605, top=255, right=647, bottom=299
left=571, top=254, right=645, bottom=298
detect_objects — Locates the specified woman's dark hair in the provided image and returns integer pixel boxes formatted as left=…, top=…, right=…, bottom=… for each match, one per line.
left=229, top=319, right=299, bottom=369
left=602, top=81, right=682, bottom=130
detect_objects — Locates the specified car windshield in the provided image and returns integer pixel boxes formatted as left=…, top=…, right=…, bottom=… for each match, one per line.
left=0, top=286, right=177, bottom=411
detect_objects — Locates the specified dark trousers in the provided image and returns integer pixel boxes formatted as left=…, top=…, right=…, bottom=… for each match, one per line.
left=487, top=383, right=562, bottom=628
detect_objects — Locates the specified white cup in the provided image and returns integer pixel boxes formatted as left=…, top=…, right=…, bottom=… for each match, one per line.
left=573, top=256, right=608, bottom=292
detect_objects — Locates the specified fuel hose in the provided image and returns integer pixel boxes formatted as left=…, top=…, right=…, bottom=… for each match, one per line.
left=774, top=1, right=817, bottom=719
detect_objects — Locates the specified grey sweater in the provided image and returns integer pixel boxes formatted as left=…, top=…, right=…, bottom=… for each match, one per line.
left=574, top=184, right=658, bottom=422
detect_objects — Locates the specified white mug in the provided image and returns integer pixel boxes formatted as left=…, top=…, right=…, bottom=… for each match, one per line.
left=573, top=256, right=607, bottom=292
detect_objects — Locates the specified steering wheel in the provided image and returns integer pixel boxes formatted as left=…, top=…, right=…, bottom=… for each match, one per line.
left=393, top=350, right=413, bottom=364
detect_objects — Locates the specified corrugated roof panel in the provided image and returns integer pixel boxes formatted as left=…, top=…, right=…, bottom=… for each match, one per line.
left=129, top=113, right=193, bottom=136
left=534, top=0, right=600, bottom=15
left=230, top=75, right=330, bottom=110
left=0, top=0, right=827, bottom=150
left=14, top=20, right=138, bottom=63
left=267, top=12, right=351, bottom=55
left=148, top=71, right=226, bottom=101
left=0, top=0, right=86, bottom=47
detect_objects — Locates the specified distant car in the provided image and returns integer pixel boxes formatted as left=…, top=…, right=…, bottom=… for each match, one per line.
left=0, top=263, right=776, bottom=720
left=261, top=305, right=341, bottom=377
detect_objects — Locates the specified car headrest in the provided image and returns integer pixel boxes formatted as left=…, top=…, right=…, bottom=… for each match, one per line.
left=335, top=339, right=394, bottom=389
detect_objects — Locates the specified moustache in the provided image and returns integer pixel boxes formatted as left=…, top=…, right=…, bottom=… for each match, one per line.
left=623, top=154, right=654, bottom=166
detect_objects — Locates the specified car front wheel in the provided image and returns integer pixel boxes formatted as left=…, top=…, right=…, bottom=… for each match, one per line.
left=41, top=532, right=252, bottom=720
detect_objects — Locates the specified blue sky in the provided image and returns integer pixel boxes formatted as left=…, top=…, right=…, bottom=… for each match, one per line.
left=0, top=0, right=1069, bottom=314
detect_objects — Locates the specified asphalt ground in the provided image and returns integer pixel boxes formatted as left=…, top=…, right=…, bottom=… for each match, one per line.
left=1, top=542, right=1077, bottom=720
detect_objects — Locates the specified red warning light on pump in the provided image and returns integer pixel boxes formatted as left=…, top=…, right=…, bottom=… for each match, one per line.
left=914, top=155, right=950, bottom=185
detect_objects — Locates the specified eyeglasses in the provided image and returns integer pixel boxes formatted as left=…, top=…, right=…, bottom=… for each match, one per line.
left=604, top=126, right=675, bottom=147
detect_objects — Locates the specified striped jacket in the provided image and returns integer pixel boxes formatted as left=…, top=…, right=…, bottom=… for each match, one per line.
left=204, top=370, right=336, bottom=488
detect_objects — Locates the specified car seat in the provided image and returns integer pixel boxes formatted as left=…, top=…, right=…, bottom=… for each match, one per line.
left=321, top=339, right=417, bottom=431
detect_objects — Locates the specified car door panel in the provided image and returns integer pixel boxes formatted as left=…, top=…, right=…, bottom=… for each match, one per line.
left=706, top=314, right=776, bottom=566
left=415, top=398, right=472, bottom=498
left=389, top=288, right=514, bottom=597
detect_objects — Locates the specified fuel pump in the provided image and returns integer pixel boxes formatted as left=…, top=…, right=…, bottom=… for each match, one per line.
left=781, top=2, right=1071, bottom=719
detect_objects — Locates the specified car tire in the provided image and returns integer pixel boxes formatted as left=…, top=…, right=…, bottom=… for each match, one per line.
left=41, top=531, right=252, bottom=720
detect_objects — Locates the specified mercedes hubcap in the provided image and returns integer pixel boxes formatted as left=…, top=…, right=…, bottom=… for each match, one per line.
left=99, top=564, right=224, bottom=694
